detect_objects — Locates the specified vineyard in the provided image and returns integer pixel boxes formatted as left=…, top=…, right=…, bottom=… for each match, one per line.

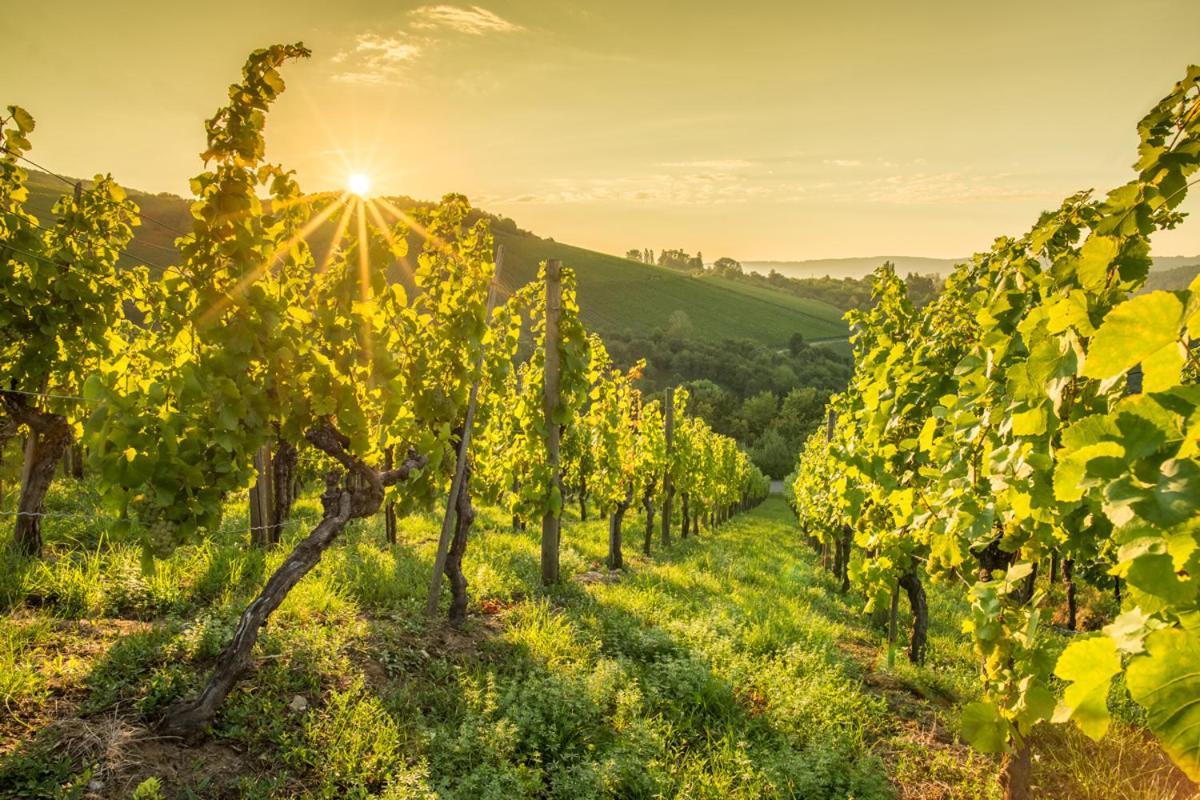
left=790, top=65, right=1200, bottom=798
left=0, top=44, right=771, bottom=798
left=1, top=39, right=1199, bottom=800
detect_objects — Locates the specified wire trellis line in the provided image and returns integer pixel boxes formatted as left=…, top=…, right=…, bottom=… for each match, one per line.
left=1, top=387, right=90, bottom=403
left=0, top=509, right=325, bottom=538
left=1, top=145, right=192, bottom=241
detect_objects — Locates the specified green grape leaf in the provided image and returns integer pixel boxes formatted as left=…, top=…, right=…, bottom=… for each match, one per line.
left=1054, top=441, right=1124, bottom=502
left=1012, top=405, right=1047, bottom=437
left=10, top=105, right=35, bottom=133
left=960, top=701, right=1008, bottom=753
left=1103, top=608, right=1155, bottom=655
left=1147, top=459, right=1200, bottom=526
left=1052, top=636, right=1121, bottom=740
left=1082, top=292, right=1185, bottom=385
left=1125, top=628, right=1200, bottom=780
left=1076, top=235, right=1120, bottom=291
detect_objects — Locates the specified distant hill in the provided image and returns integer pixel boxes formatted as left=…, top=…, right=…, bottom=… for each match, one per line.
left=744, top=256, right=963, bottom=280
left=23, top=172, right=847, bottom=348
left=747, top=253, right=1200, bottom=281
left=1144, top=262, right=1200, bottom=292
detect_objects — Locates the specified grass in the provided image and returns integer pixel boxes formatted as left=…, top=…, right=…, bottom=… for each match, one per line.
left=0, top=481, right=1195, bottom=799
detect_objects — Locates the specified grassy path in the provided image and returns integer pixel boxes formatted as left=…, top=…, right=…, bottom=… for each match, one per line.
left=1, top=493, right=1195, bottom=798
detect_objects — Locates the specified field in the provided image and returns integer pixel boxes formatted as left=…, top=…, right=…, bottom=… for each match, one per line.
left=2, top=485, right=1193, bottom=799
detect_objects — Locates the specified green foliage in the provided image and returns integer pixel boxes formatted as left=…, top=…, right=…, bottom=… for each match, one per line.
left=131, top=777, right=165, bottom=800
left=790, top=64, right=1200, bottom=779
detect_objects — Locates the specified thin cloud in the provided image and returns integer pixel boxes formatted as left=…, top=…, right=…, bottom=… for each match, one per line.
left=331, top=6, right=522, bottom=85
left=410, top=5, right=524, bottom=35
left=824, top=158, right=864, bottom=167
left=838, top=171, right=1055, bottom=204
left=658, top=159, right=755, bottom=170
left=495, top=172, right=770, bottom=206
left=331, top=33, right=421, bottom=85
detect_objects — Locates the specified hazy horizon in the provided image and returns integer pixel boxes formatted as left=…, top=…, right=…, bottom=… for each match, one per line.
left=7, top=0, right=1200, bottom=261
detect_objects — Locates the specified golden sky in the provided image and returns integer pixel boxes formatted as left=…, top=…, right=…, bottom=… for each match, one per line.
left=6, top=0, right=1200, bottom=260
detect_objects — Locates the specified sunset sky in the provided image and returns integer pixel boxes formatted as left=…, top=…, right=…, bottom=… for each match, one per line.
left=7, top=0, right=1200, bottom=260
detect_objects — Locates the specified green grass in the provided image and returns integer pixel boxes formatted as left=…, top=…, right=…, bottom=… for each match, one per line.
left=0, top=483, right=1193, bottom=799
left=493, top=231, right=848, bottom=346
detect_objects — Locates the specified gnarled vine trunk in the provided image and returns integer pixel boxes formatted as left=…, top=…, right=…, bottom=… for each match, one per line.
left=578, top=472, right=588, bottom=521
left=511, top=475, right=520, bottom=531
left=899, top=570, right=928, bottom=665
left=445, top=463, right=474, bottom=626
left=1064, top=558, right=1077, bottom=631
left=833, top=526, right=852, bottom=593
left=608, top=491, right=630, bottom=570
left=642, top=481, right=655, bottom=555
left=680, top=491, right=690, bottom=539
left=158, top=421, right=425, bottom=738
left=1018, top=560, right=1038, bottom=606
left=1000, top=741, right=1032, bottom=800
left=3, top=393, right=72, bottom=558
left=975, top=537, right=1015, bottom=580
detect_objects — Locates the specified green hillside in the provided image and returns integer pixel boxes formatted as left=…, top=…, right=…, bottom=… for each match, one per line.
left=22, top=173, right=847, bottom=347
left=492, top=232, right=847, bottom=346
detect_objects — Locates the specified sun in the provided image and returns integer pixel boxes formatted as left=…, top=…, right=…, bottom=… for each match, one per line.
left=347, top=172, right=372, bottom=197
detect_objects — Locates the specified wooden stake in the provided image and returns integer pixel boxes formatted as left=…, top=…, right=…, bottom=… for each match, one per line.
left=661, top=387, right=674, bottom=547
left=384, top=446, right=397, bottom=544
left=249, top=444, right=274, bottom=547
left=887, top=581, right=899, bottom=668
left=541, top=259, right=563, bottom=585
left=427, top=247, right=504, bottom=614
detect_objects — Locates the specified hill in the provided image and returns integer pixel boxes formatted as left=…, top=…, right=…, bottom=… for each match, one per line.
left=744, top=256, right=963, bottom=280
left=23, top=172, right=847, bottom=348
left=492, top=233, right=848, bottom=346
left=1143, top=261, right=1200, bottom=292
left=747, top=253, right=1200, bottom=281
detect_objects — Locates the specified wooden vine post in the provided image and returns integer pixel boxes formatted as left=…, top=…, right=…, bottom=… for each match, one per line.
left=384, top=447, right=398, bottom=544
left=660, top=387, right=674, bottom=547
left=887, top=582, right=900, bottom=668
left=541, top=259, right=564, bottom=585
left=426, top=246, right=504, bottom=615
left=249, top=444, right=275, bottom=547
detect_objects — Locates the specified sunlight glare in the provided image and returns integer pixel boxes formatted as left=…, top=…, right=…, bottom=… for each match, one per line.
left=347, top=172, right=371, bottom=197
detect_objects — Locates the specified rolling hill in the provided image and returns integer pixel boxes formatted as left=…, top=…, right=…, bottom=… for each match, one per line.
left=744, top=256, right=962, bottom=280
left=22, top=172, right=847, bottom=348
left=746, top=253, right=1200, bottom=281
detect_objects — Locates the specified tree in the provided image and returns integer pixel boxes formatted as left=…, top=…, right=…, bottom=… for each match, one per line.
left=739, top=390, right=778, bottom=443
left=712, top=256, right=742, bottom=277
left=625, top=248, right=642, bottom=262
left=657, top=249, right=692, bottom=271
left=774, top=386, right=827, bottom=446
left=666, top=309, right=694, bottom=338
left=750, top=428, right=792, bottom=479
